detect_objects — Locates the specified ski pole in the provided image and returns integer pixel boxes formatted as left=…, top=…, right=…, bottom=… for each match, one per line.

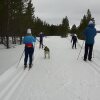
left=16, top=50, right=24, bottom=68
left=33, top=42, right=35, bottom=61
left=77, top=41, right=84, bottom=60
left=93, top=49, right=94, bottom=58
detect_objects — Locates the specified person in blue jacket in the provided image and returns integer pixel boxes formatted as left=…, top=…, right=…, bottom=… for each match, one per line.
left=83, top=21, right=97, bottom=61
left=23, top=28, right=36, bottom=69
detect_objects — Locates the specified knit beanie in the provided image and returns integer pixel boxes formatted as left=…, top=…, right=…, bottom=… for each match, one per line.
left=27, top=28, right=31, bottom=34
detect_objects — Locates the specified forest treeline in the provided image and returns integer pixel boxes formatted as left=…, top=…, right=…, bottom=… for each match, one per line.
left=0, top=0, right=95, bottom=48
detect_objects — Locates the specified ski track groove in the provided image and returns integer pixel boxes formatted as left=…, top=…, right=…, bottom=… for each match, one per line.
left=86, top=61, right=100, bottom=75
left=0, top=46, right=40, bottom=100
left=3, top=70, right=28, bottom=100
left=0, top=70, right=24, bottom=100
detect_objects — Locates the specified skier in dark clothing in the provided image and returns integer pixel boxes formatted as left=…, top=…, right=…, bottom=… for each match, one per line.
left=71, top=34, right=77, bottom=49
left=23, top=28, right=36, bottom=69
left=39, top=32, right=45, bottom=49
left=83, top=21, right=97, bottom=61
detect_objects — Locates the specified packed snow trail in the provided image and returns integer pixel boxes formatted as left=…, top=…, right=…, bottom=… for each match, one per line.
left=0, top=45, right=24, bottom=75
left=0, top=42, right=40, bottom=100
left=1, top=36, right=100, bottom=100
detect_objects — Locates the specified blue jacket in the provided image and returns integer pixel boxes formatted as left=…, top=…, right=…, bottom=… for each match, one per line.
left=23, top=36, right=36, bottom=44
left=83, top=24, right=97, bottom=44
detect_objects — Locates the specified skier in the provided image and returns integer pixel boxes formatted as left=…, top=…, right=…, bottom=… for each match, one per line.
left=71, top=34, right=77, bottom=49
left=83, top=21, right=97, bottom=61
left=23, top=28, right=36, bottom=69
left=39, top=32, right=45, bottom=49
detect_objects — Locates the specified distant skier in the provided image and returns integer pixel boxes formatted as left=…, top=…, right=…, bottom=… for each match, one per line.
left=71, top=34, right=77, bottom=49
left=83, top=21, right=97, bottom=61
left=39, top=32, right=45, bottom=49
left=23, top=28, right=36, bottom=69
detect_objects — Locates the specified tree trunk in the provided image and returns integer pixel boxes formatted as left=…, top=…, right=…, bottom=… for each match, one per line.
left=1, top=36, right=4, bottom=44
left=20, top=36, right=22, bottom=44
left=6, top=36, right=9, bottom=48
left=14, top=36, right=16, bottom=44
left=12, top=36, right=14, bottom=44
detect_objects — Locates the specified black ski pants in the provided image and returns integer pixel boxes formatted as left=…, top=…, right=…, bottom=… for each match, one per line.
left=24, top=47, right=34, bottom=65
left=39, top=40, right=43, bottom=48
left=84, top=44, right=93, bottom=60
left=72, top=41, right=76, bottom=49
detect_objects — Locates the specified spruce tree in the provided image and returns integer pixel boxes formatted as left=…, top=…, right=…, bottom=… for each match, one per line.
left=77, top=9, right=94, bottom=39
left=70, top=24, right=77, bottom=34
left=61, top=16, right=70, bottom=37
left=25, top=0, right=35, bottom=29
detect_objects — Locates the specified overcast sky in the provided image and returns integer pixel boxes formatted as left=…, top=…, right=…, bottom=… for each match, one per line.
left=32, top=0, right=100, bottom=28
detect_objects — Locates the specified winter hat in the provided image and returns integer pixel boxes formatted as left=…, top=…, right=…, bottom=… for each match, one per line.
left=88, top=21, right=94, bottom=25
left=74, top=34, right=77, bottom=36
left=27, top=28, right=31, bottom=34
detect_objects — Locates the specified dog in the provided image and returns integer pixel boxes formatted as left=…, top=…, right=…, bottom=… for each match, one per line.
left=44, top=46, right=50, bottom=59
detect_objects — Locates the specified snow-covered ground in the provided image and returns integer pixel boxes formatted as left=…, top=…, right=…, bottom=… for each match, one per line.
left=0, top=44, right=24, bottom=75
left=0, top=34, right=100, bottom=100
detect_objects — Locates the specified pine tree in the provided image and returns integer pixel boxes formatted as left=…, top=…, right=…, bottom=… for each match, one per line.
left=70, top=24, right=77, bottom=34
left=86, top=9, right=92, bottom=22
left=77, top=9, right=94, bottom=39
left=61, top=16, right=70, bottom=37
left=24, top=0, right=35, bottom=29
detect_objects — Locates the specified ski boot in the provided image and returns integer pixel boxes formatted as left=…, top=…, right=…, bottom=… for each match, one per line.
left=24, top=64, right=27, bottom=70
left=29, top=64, right=32, bottom=70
